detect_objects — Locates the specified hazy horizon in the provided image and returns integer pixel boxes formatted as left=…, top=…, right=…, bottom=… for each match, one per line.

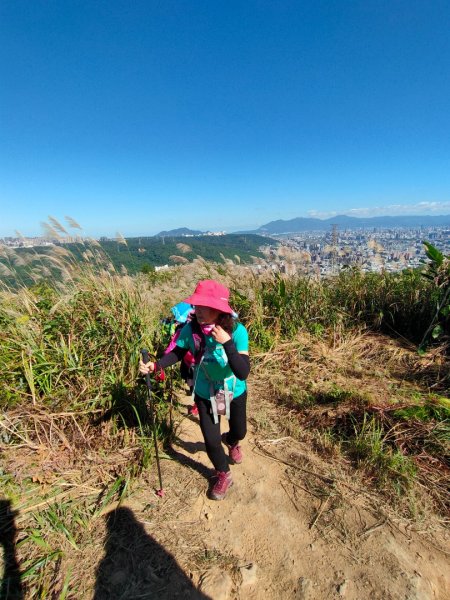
left=2, top=211, right=450, bottom=240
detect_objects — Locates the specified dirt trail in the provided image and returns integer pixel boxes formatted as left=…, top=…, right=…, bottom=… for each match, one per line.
left=128, top=383, right=449, bottom=600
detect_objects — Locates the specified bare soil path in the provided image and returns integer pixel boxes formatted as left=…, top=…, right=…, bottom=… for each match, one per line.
left=106, top=382, right=449, bottom=600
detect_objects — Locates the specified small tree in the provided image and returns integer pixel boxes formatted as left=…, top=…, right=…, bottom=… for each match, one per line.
left=140, top=263, right=154, bottom=274
left=419, top=241, right=450, bottom=351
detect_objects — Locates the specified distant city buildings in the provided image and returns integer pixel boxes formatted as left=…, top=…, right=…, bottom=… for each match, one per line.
left=0, top=230, right=227, bottom=249
left=0, top=236, right=83, bottom=248
left=1, top=226, right=448, bottom=277
left=160, top=231, right=226, bottom=237
left=253, top=226, right=449, bottom=276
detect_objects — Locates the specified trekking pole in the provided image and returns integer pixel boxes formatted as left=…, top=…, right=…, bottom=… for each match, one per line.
left=141, top=349, right=164, bottom=497
left=168, top=369, right=174, bottom=434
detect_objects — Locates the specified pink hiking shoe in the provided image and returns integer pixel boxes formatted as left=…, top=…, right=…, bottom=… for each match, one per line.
left=210, top=471, right=233, bottom=501
left=222, top=433, right=243, bottom=464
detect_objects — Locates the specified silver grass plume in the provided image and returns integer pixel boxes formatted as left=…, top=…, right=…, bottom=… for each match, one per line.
left=13, top=254, right=27, bottom=267
left=41, top=222, right=62, bottom=240
left=0, top=263, right=13, bottom=276
left=65, top=216, right=82, bottom=230
left=48, top=216, right=69, bottom=235
left=176, top=243, right=191, bottom=253
left=170, top=255, right=189, bottom=264
left=51, top=246, right=72, bottom=257
left=116, top=232, right=128, bottom=246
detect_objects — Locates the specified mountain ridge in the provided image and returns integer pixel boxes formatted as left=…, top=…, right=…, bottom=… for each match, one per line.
left=158, top=215, right=450, bottom=237
left=155, top=227, right=204, bottom=237
left=255, top=214, right=450, bottom=234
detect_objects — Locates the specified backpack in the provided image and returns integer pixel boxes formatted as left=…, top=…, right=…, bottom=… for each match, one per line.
left=162, top=302, right=196, bottom=368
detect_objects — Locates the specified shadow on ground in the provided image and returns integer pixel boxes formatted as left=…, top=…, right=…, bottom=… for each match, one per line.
left=94, top=382, right=150, bottom=428
left=166, top=443, right=213, bottom=481
left=174, top=437, right=207, bottom=456
left=0, top=499, right=23, bottom=600
left=93, top=507, right=210, bottom=599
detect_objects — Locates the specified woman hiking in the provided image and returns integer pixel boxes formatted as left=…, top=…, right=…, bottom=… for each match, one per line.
left=139, top=280, right=250, bottom=500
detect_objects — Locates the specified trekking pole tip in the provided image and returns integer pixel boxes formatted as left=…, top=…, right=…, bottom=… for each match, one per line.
left=156, top=489, right=165, bottom=497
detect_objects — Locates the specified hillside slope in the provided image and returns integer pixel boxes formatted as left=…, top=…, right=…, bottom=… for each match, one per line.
left=1, top=261, right=448, bottom=598
left=91, top=384, right=449, bottom=600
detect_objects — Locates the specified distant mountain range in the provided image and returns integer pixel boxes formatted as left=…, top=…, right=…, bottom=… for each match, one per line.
left=255, top=214, right=450, bottom=234
left=155, top=227, right=203, bottom=237
left=156, top=215, right=450, bottom=237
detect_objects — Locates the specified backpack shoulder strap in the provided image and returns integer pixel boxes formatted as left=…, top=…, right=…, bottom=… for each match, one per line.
left=190, top=319, right=205, bottom=362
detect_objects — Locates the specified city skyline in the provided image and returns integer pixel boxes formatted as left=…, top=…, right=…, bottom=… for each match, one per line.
left=2, top=2, right=450, bottom=237
left=2, top=221, right=448, bottom=281
left=1, top=210, right=450, bottom=241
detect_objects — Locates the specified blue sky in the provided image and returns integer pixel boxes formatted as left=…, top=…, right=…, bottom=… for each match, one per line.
left=1, top=1, right=450, bottom=237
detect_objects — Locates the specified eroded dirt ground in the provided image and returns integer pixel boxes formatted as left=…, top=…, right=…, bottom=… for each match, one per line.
left=90, top=382, right=449, bottom=600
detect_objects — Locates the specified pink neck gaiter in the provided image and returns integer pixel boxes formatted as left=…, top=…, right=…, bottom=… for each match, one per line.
left=200, top=323, right=215, bottom=336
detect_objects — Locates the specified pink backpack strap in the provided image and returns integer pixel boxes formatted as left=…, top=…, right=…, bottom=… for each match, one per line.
left=164, top=327, right=181, bottom=354
left=183, top=350, right=196, bottom=368
left=191, top=332, right=205, bottom=363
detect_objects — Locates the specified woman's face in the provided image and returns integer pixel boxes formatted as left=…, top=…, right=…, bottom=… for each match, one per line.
left=194, top=305, right=221, bottom=325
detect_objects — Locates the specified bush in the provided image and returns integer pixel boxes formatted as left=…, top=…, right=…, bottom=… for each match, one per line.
left=232, top=268, right=441, bottom=350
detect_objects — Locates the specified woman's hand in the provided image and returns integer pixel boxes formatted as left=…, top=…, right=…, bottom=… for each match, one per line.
left=139, top=359, right=155, bottom=375
left=211, top=325, right=231, bottom=345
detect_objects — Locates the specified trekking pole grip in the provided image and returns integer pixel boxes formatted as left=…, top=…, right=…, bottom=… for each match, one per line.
left=141, top=349, right=152, bottom=389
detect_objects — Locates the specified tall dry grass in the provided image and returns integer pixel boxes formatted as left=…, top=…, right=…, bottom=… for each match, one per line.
left=0, top=227, right=448, bottom=596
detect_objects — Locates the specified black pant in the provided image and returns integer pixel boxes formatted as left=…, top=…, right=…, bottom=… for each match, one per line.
left=180, top=361, right=193, bottom=383
left=195, top=391, right=247, bottom=473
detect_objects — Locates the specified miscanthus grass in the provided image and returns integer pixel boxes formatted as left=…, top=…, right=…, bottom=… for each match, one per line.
left=0, top=242, right=177, bottom=597
left=232, top=268, right=444, bottom=350
left=0, top=234, right=245, bottom=597
left=0, top=227, right=448, bottom=596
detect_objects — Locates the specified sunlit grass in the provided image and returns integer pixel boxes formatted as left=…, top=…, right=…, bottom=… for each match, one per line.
left=0, top=223, right=448, bottom=596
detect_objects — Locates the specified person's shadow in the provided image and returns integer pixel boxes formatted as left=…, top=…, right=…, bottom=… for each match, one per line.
left=0, top=499, right=23, bottom=600
left=93, top=507, right=210, bottom=599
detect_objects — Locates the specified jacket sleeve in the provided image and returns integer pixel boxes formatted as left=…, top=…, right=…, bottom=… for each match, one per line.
left=156, top=346, right=188, bottom=369
left=223, top=339, right=250, bottom=380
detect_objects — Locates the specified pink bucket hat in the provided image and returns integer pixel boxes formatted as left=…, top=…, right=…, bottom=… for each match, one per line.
left=184, top=280, right=234, bottom=314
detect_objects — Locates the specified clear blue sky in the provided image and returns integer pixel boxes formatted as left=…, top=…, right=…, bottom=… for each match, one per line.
left=1, top=1, right=450, bottom=237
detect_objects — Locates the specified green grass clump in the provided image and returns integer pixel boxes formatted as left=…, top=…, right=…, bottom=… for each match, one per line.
left=0, top=272, right=156, bottom=411
left=313, top=384, right=365, bottom=406
left=393, top=395, right=450, bottom=422
left=232, top=268, right=443, bottom=350
left=343, top=415, right=418, bottom=494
